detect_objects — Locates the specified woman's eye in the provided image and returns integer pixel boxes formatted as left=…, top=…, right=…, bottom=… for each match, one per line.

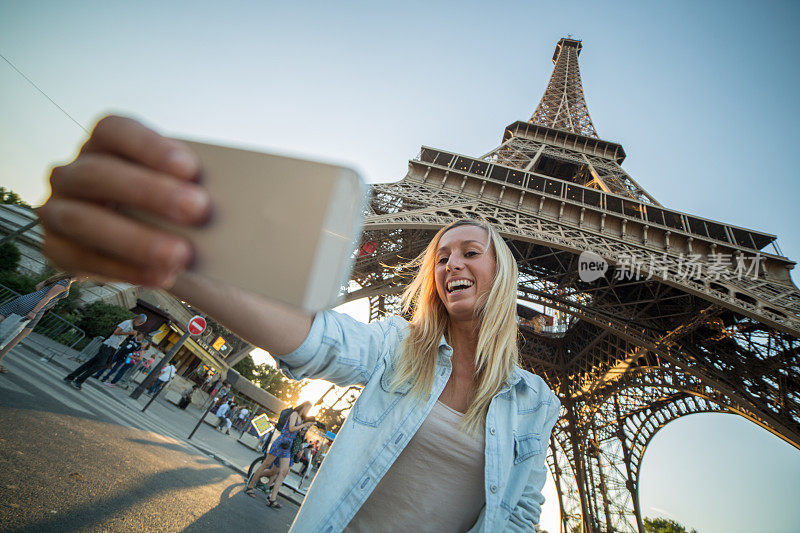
left=438, top=257, right=448, bottom=264
left=465, top=251, right=479, bottom=257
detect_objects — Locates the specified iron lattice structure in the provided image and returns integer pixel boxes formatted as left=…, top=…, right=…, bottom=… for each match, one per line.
left=345, top=38, right=800, bottom=532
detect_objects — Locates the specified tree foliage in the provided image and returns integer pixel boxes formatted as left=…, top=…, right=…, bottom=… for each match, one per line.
left=234, top=355, right=303, bottom=405
left=0, top=270, right=37, bottom=294
left=0, top=187, right=30, bottom=208
left=233, top=354, right=257, bottom=380
left=0, top=241, right=21, bottom=272
left=76, top=301, right=134, bottom=339
left=51, top=282, right=83, bottom=315
left=643, top=517, right=698, bottom=533
left=315, top=407, right=347, bottom=433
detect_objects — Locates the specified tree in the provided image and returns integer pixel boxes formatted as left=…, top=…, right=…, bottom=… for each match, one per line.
left=51, top=281, right=83, bottom=315
left=0, top=269, right=36, bottom=294
left=643, top=517, right=698, bottom=533
left=315, top=407, right=347, bottom=433
left=233, top=355, right=303, bottom=405
left=255, top=363, right=303, bottom=405
left=0, top=187, right=30, bottom=208
left=233, top=353, right=258, bottom=380
left=0, top=241, right=21, bottom=272
left=76, top=301, right=134, bottom=339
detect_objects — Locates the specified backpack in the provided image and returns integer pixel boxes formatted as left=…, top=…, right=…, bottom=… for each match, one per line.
left=276, top=407, right=293, bottom=431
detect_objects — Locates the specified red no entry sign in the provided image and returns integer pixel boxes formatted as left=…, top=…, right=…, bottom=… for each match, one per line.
left=188, top=315, right=207, bottom=336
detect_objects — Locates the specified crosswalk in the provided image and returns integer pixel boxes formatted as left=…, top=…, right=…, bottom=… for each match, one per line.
left=0, top=347, right=192, bottom=446
left=1, top=378, right=34, bottom=397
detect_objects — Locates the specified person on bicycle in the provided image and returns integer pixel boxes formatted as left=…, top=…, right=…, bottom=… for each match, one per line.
left=245, top=402, right=314, bottom=508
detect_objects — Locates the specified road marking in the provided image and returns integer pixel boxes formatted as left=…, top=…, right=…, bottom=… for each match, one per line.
left=1, top=366, right=96, bottom=417
left=3, top=356, right=155, bottom=431
left=0, top=379, right=34, bottom=397
left=8, top=352, right=270, bottom=487
left=22, top=355, right=187, bottom=439
left=6, top=353, right=194, bottom=444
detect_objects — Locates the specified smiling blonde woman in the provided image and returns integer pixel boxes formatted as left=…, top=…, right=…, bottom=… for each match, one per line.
left=38, top=116, right=561, bottom=532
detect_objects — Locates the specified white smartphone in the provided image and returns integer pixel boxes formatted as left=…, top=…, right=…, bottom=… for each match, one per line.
left=133, top=140, right=368, bottom=312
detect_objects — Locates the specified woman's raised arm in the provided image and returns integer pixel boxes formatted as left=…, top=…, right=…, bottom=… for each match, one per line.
left=170, top=272, right=312, bottom=356
left=26, top=283, right=69, bottom=319
left=285, top=411, right=313, bottom=433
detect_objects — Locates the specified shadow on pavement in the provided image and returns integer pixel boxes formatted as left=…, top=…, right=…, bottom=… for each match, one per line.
left=126, top=437, right=218, bottom=465
left=11, top=465, right=232, bottom=533
left=182, top=482, right=296, bottom=533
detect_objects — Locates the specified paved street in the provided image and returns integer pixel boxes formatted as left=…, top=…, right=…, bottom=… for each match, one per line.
left=0, top=346, right=300, bottom=531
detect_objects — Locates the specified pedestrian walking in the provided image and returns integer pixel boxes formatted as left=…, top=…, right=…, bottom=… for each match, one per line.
left=245, top=402, right=315, bottom=507
left=218, top=382, right=231, bottom=400
left=0, top=273, right=76, bottom=373
left=64, top=314, right=146, bottom=390
left=139, top=354, right=155, bottom=374
left=298, top=439, right=314, bottom=475
left=201, top=373, right=215, bottom=392
left=254, top=426, right=314, bottom=492
left=208, top=378, right=222, bottom=397
left=147, top=361, right=175, bottom=395
left=93, top=333, right=144, bottom=382
left=215, top=399, right=233, bottom=434
left=117, top=348, right=153, bottom=389
left=38, top=118, right=562, bottom=530
left=235, top=406, right=250, bottom=430
left=108, top=338, right=151, bottom=385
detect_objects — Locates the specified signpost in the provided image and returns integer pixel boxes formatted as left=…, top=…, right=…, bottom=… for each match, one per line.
left=188, top=315, right=206, bottom=336
left=133, top=316, right=207, bottom=410
left=188, top=388, right=221, bottom=440
left=187, top=354, right=233, bottom=441
left=250, top=414, right=272, bottom=437
left=212, top=336, right=226, bottom=351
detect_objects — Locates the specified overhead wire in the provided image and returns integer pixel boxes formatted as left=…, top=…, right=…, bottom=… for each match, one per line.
left=0, top=51, right=89, bottom=134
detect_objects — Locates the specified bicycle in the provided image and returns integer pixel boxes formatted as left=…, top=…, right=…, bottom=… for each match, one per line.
left=245, top=430, right=276, bottom=491
left=246, top=433, right=319, bottom=492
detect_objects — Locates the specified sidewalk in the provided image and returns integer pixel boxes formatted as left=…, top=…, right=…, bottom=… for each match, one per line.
left=16, top=333, right=315, bottom=507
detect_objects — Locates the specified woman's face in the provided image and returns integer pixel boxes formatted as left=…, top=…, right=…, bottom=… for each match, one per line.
left=434, top=225, right=496, bottom=323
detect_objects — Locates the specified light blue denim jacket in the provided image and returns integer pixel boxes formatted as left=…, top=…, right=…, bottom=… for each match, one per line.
left=278, top=310, right=561, bottom=532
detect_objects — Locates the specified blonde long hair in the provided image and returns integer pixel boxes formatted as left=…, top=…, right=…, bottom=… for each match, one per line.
left=390, top=219, right=519, bottom=435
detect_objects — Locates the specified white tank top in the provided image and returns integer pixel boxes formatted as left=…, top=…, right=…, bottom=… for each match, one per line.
left=345, top=401, right=486, bottom=532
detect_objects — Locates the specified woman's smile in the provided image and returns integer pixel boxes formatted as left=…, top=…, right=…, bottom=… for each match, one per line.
left=434, top=225, right=496, bottom=321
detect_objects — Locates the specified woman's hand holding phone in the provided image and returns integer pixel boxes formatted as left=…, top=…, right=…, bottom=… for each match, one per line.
left=38, top=115, right=210, bottom=288
left=38, top=114, right=317, bottom=358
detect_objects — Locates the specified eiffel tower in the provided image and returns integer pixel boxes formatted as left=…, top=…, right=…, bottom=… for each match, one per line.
left=345, top=38, right=800, bottom=532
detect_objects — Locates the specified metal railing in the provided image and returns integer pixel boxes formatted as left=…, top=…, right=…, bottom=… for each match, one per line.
left=0, top=282, right=86, bottom=348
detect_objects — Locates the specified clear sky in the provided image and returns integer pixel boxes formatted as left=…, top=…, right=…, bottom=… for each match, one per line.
left=2, top=1, right=799, bottom=531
